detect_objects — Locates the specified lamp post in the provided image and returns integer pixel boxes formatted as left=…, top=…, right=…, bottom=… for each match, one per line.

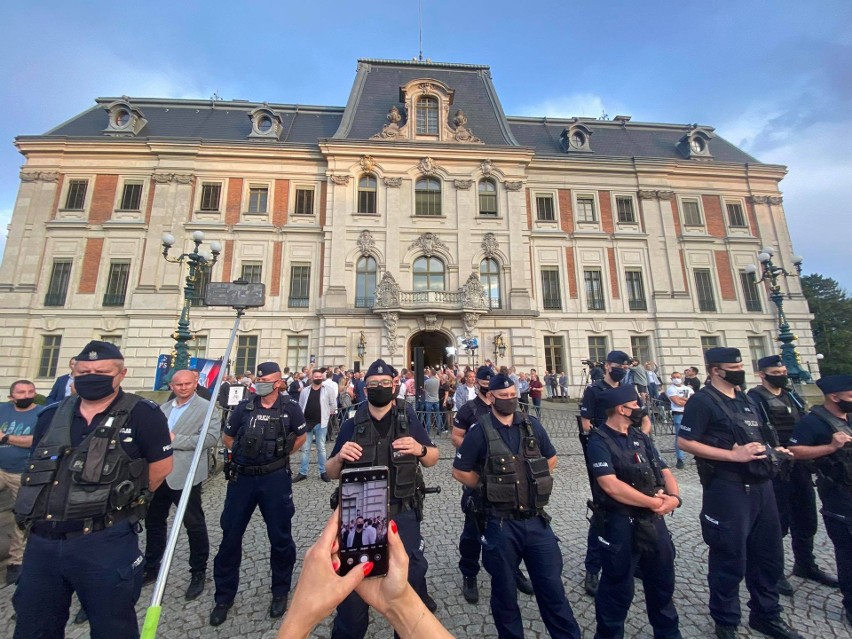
left=357, top=331, right=367, bottom=363
left=493, top=331, right=507, bottom=366
left=744, top=247, right=812, bottom=383
left=161, top=230, right=221, bottom=384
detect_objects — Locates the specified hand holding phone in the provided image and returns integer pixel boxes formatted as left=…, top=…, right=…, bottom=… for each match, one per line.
left=337, top=466, right=390, bottom=577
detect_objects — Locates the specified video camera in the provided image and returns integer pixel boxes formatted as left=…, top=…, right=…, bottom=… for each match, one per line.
left=580, top=358, right=601, bottom=368
left=458, top=337, right=479, bottom=352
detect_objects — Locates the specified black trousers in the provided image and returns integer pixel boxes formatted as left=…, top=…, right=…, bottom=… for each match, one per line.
left=823, top=511, right=852, bottom=612
left=772, top=462, right=818, bottom=567
left=144, top=482, right=209, bottom=576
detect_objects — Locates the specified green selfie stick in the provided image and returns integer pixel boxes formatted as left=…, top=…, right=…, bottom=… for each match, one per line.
left=141, top=606, right=162, bottom=639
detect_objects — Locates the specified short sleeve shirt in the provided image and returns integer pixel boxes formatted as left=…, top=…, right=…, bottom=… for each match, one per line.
left=0, top=403, right=45, bottom=473
left=790, top=411, right=852, bottom=515
left=226, top=394, right=307, bottom=465
left=453, top=413, right=556, bottom=474
left=666, top=384, right=694, bottom=413
left=330, top=402, right=435, bottom=459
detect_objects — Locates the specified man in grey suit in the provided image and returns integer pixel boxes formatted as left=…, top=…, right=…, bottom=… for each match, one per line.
left=143, top=369, right=220, bottom=600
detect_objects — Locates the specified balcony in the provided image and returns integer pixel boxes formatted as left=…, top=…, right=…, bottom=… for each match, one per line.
left=372, top=272, right=490, bottom=315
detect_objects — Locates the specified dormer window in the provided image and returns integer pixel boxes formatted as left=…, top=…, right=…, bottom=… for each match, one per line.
left=678, top=125, right=714, bottom=159
left=416, top=96, right=439, bottom=134
left=103, top=98, right=147, bottom=137
left=559, top=120, right=593, bottom=153
left=248, top=106, right=283, bottom=140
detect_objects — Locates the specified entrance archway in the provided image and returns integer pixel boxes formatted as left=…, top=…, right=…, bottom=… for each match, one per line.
left=408, top=331, right=452, bottom=369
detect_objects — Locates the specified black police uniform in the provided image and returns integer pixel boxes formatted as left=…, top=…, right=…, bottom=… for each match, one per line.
left=790, top=406, right=852, bottom=618
left=679, top=385, right=785, bottom=629
left=329, top=400, right=435, bottom=639
left=13, top=390, right=172, bottom=639
left=454, top=394, right=491, bottom=580
left=213, top=391, right=306, bottom=606
left=454, top=410, right=581, bottom=639
left=747, top=385, right=819, bottom=573
left=587, top=423, right=681, bottom=639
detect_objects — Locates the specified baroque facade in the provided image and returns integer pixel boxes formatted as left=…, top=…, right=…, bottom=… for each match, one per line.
left=0, top=59, right=816, bottom=392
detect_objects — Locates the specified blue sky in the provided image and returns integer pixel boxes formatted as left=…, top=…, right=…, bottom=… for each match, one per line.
left=1, top=1, right=850, bottom=288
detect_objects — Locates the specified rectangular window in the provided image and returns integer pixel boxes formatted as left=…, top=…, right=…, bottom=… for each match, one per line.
left=44, top=259, right=72, bottom=307
left=631, top=336, right=651, bottom=365
left=479, top=191, right=497, bottom=217
left=415, top=185, right=441, bottom=216
left=682, top=199, right=703, bottom=226
left=541, top=267, right=562, bottom=310
left=536, top=195, right=555, bottom=221
left=286, top=335, right=309, bottom=370
left=235, top=335, right=258, bottom=375
left=240, top=262, right=262, bottom=284
left=64, top=179, right=88, bottom=210
left=102, top=261, right=130, bottom=307
left=576, top=195, right=597, bottom=223
left=190, top=267, right=211, bottom=307
left=584, top=269, right=605, bottom=311
left=726, top=202, right=747, bottom=228
left=693, top=268, right=717, bottom=312
left=189, top=335, right=208, bottom=360
left=289, top=264, right=311, bottom=308
left=625, top=269, right=647, bottom=311
left=295, top=188, right=314, bottom=215
left=588, top=336, right=608, bottom=364
left=38, top=335, right=62, bottom=378
left=200, top=183, right=221, bottom=211
left=248, top=185, right=269, bottom=213
left=701, top=335, right=721, bottom=353
left=616, top=196, right=636, bottom=223
left=119, top=182, right=143, bottom=210
left=748, top=336, right=769, bottom=372
left=544, top=336, right=565, bottom=376
left=740, top=271, right=763, bottom=312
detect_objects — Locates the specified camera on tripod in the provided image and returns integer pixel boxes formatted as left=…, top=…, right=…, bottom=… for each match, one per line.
left=580, top=358, right=600, bottom=368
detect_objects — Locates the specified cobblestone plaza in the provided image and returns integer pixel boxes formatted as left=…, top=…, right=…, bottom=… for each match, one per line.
left=1, top=407, right=845, bottom=639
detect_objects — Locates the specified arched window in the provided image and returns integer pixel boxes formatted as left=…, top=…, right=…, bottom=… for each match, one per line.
left=479, top=179, right=497, bottom=216
left=413, top=256, right=445, bottom=291
left=357, top=174, right=377, bottom=214
left=355, top=256, right=378, bottom=307
left=415, top=178, right=442, bottom=216
left=416, top=96, right=439, bottom=134
left=480, top=258, right=502, bottom=309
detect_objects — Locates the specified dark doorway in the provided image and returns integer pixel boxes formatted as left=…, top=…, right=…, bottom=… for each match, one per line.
left=408, top=331, right=452, bottom=369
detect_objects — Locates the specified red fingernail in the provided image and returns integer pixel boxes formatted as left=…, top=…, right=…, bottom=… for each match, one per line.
left=363, top=561, right=374, bottom=576
left=332, top=560, right=339, bottom=571
left=390, top=520, right=398, bottom=534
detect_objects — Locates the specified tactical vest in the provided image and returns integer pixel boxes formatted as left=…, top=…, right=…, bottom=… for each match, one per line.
left=234, top=394, right=296, bottom=468
left=479, top=413, right=553, bottom=516
left=750, top=386, right=803, bottom=445
left=810, top=405, right=852, bottom=490
left=15, top=394, right=148, bottom=528
left=591, top=426, right=665, bottom=515
left=349, top=399, right=418, bottom=515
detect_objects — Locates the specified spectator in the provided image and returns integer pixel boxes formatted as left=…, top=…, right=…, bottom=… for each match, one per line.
left=645, top=362, right=660, bottom=401
left=45, top=358, right=76, bottom=404
left=629, top=359, right=648, bottom=400
left=423, top=368, right=441, bottom=435
left=558, top=372, right=568, bottom=400
left=517, top=372, right=530, bottom=412
left=666, top=371, right=694, bottom=469
left=453, top=369, right=478, bottom=411
left=683, top=366, right=701, bottom=393
left=528, top=372, right=544, bottom=416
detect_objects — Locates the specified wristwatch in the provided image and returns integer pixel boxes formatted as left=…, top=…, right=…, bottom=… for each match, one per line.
left=0, top=434, right=9, bottom=445
left=417, top=445, right=427, bottom=459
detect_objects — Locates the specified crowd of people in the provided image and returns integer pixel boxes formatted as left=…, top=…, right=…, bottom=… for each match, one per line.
left=1, top=341, right=851, bottom=639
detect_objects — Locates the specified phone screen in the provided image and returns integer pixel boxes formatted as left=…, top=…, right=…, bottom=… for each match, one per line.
left=310, top=354, right=316, bottom=364
left=337, top=466, right=390, bottom=577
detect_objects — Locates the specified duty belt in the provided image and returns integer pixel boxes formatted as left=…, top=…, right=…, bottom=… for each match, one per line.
left=233, top=456, right=290, bottom=477
left=496, top=509, right=543, bottom=521
left=712, top=468, right=768, bottom=485
left=30, top=510, right=134, bottom=540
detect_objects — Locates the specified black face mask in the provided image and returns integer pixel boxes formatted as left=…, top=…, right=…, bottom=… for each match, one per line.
left=14, top=398, right=35, bottom=409
left=628, top=407, right=644, bottom=427
left=312, top=379, right=323, bottom=386
left=74, top=373, right=117, bottom=401
left=720, top=369, right=747, bottom=388
left=478, top=384, right=490, bottom=396
left=366, top=386, right=395, bottom=407
left=609, top=367, right=627, bottom=382
left=834, top=398, right=852, bottom=413
left=764, top=374, right=789, bottom=389
left=492, top=397, right=519, bottom=416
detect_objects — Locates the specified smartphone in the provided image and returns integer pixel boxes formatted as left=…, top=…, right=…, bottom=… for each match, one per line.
left=310, top=354, right=316, bottom=364
left=337, top=466, right=390, bottom=577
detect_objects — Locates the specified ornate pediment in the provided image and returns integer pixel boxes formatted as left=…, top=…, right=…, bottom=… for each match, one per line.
left=375, top=272, right=400, bottom=308
left=461, top=272, right=488, bottom=309
left=408, top=232, right=448, bottom=257
left=481, top=233, right=498, bottom=258
left=357, top=230, right=375, bottom=256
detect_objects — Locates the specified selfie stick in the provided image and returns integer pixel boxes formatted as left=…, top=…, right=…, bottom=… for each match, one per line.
left=142, top=281, right=263, bottom=638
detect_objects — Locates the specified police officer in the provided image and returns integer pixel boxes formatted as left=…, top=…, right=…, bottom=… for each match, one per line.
left=452, top=365, right=533, bottom=604
left=788, top=375, right=852, bottom=626
left=579, top=349, right=651, bottom=596
left=748, top=355, right=838, bottom=594
left=678, top=347, right=803, bottom=639
left=453, top=373, right=581, bottom=639
left=587, top=385, right=682, bottom=639
left=210, top=361, right=307, bottom=626
left=13, top=341, right=173, bottom=639
left=326, top=359, right=439, bottom=639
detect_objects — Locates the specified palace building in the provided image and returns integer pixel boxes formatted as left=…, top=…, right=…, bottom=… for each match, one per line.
left=0, top=58, right=816, bottom=392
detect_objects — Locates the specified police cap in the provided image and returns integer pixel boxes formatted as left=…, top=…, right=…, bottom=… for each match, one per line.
left=606, top=350, right=631, bottom=365
left=488, top=373, right=515, bottom=391
left=475, top=366, right=494, bottom=381
left=757, top=355, right=784, bottom=370
left=365, top=359, right=398, bottom=380
left=815, top=375, right=852, bottom=394
left=77, top=340, right=123, bottom=362
left=256, top=362, right=281, bottom=377
left=600, top=385, right=639, bottom=409
left=704, top=347, right=742, bottom=365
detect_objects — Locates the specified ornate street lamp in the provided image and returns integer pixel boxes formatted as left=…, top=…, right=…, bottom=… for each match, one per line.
left=161, top=230, right=221, bottom=383
left=493, top=331, right=507, bottom=366
left=744, top=247, right=812, bottom=383
left=357, top=331, right=367, bottom=361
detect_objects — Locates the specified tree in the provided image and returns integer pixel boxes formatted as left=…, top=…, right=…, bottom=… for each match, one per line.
left=801, top=274, right=852, bottom=375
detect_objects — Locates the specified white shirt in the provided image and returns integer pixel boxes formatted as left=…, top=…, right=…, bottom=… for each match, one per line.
left=666, top=384, right=693, bottom=413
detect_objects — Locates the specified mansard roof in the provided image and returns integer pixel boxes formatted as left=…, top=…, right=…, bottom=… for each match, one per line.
left=21, top=58, right=760, bottom=165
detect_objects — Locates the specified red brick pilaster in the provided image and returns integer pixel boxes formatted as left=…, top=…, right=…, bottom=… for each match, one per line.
left=558, top=189, right=573, bottom=233
left=703, top=194, right=725, bottom=238
left=565, top=247, right=578, bottom=298
left=270, top=241, right=283, bottom=297
left=599, top=191, right=614, bottom=233
left=225, top=178, right=242, bottom=225
left=714, top=250, right=736, bottom=300
left=78, top=238, right=104, bottom=293
left=89, top=175, right=118, bottom=224
left=221, top=240, right=234, bottom=281
left=272, top=179, right=289, bottom=226
left=50, top=174, right=65, bottom=220
left=607, top=248, right=620, bottom=299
